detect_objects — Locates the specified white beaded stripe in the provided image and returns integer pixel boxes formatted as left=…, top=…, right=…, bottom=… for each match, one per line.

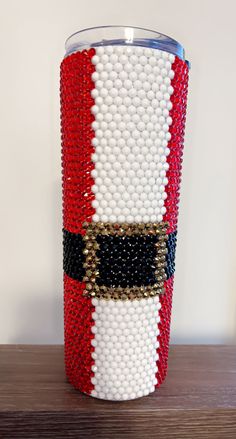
left=90, top=45, right=175, bottom=223
left=91, top=297, right=161, bottom=401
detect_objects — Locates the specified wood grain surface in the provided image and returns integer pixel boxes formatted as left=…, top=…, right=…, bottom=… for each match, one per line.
left=0, top=345, right=236, bottom=438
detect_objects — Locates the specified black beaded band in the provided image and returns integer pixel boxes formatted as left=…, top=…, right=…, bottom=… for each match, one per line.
left=63, top=230, right=85, bottom=281
left=96, top=233, right=159, bottom=288
left=63, top=224, right=177, bottom=296
left=166, top=230, right=177, bottom=280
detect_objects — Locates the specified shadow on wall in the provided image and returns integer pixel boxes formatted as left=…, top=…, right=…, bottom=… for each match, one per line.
left=10, top=180, right=64, bottom=344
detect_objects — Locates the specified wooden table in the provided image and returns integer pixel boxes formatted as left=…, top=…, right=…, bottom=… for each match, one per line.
left=0, top=345, right=235, bottom=438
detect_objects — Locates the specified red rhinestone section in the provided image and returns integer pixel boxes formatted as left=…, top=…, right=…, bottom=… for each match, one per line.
left=156, top=57, right=189, bottom=387
left=60, top=49, right=96, bottom=235
left=60, top=49, right=96, bottom=394
left=164, top=57, right=189, bottom=234
left=64, top=274, right=95, bottom=394
left=156, top=275, right=174, bottom=387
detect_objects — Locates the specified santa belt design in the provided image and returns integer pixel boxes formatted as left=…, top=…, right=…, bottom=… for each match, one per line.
left=63, top=222, right=177, bottom=300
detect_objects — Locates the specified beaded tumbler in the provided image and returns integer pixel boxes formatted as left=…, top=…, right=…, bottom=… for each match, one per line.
left=60, top=26, right=189, bottom=401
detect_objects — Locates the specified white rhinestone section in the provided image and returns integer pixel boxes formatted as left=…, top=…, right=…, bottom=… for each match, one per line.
left=91, top=296, right=161, bottom=401
left=90, top=45, right=175, bottom=223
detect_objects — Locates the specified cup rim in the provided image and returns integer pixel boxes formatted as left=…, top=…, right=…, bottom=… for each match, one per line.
left=65, top=25, right=186, bottom=61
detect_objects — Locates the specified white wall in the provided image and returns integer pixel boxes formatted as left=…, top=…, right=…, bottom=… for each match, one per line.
left=0, top=0, right=235, bottom=344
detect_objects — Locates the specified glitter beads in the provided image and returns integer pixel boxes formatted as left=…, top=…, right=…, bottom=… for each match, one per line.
left=64, top=274, right=95, bottom=395
left=82, top=221, right=168, bottom=300
left=164, top=56, right=189, bottom=234
left=60, top=42, right=189, bottom=401
left=60, top=48, right=96, bottom=235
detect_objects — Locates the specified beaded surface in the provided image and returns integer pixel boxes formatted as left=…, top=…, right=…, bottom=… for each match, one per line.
left=64, top=273, right=95, bottom=395
left=91, top=296, right=161, bottom=401
left=63, top=229, right=85, bottom=280
left=82, top=221, right=168, bottom=300
left=60, top=44, right=189, bottom=400
left=90, top=46, right=174, bottom=224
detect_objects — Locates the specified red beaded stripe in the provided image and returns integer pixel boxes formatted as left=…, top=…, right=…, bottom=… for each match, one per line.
left=60, top=49, right=96, bottom=393
left=163, top=56, right=189, bottom=234
left=60, top=48, right=96, bottom=235
left=64, top=274, right=95, bottom=394
left=156, top=57, right=189, bottom=387
left=156, top=275, right=174, bottom=386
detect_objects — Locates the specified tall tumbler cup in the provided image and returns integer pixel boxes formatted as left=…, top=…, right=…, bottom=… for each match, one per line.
left=60, top=26, right=189, bottom=401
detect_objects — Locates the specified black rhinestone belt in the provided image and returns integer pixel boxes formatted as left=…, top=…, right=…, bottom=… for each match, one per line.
left=63, top=222, right=177, bottom=300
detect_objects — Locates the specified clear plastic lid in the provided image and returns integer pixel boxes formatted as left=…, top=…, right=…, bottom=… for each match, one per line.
left=65, top=25, right=187, bottom=62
